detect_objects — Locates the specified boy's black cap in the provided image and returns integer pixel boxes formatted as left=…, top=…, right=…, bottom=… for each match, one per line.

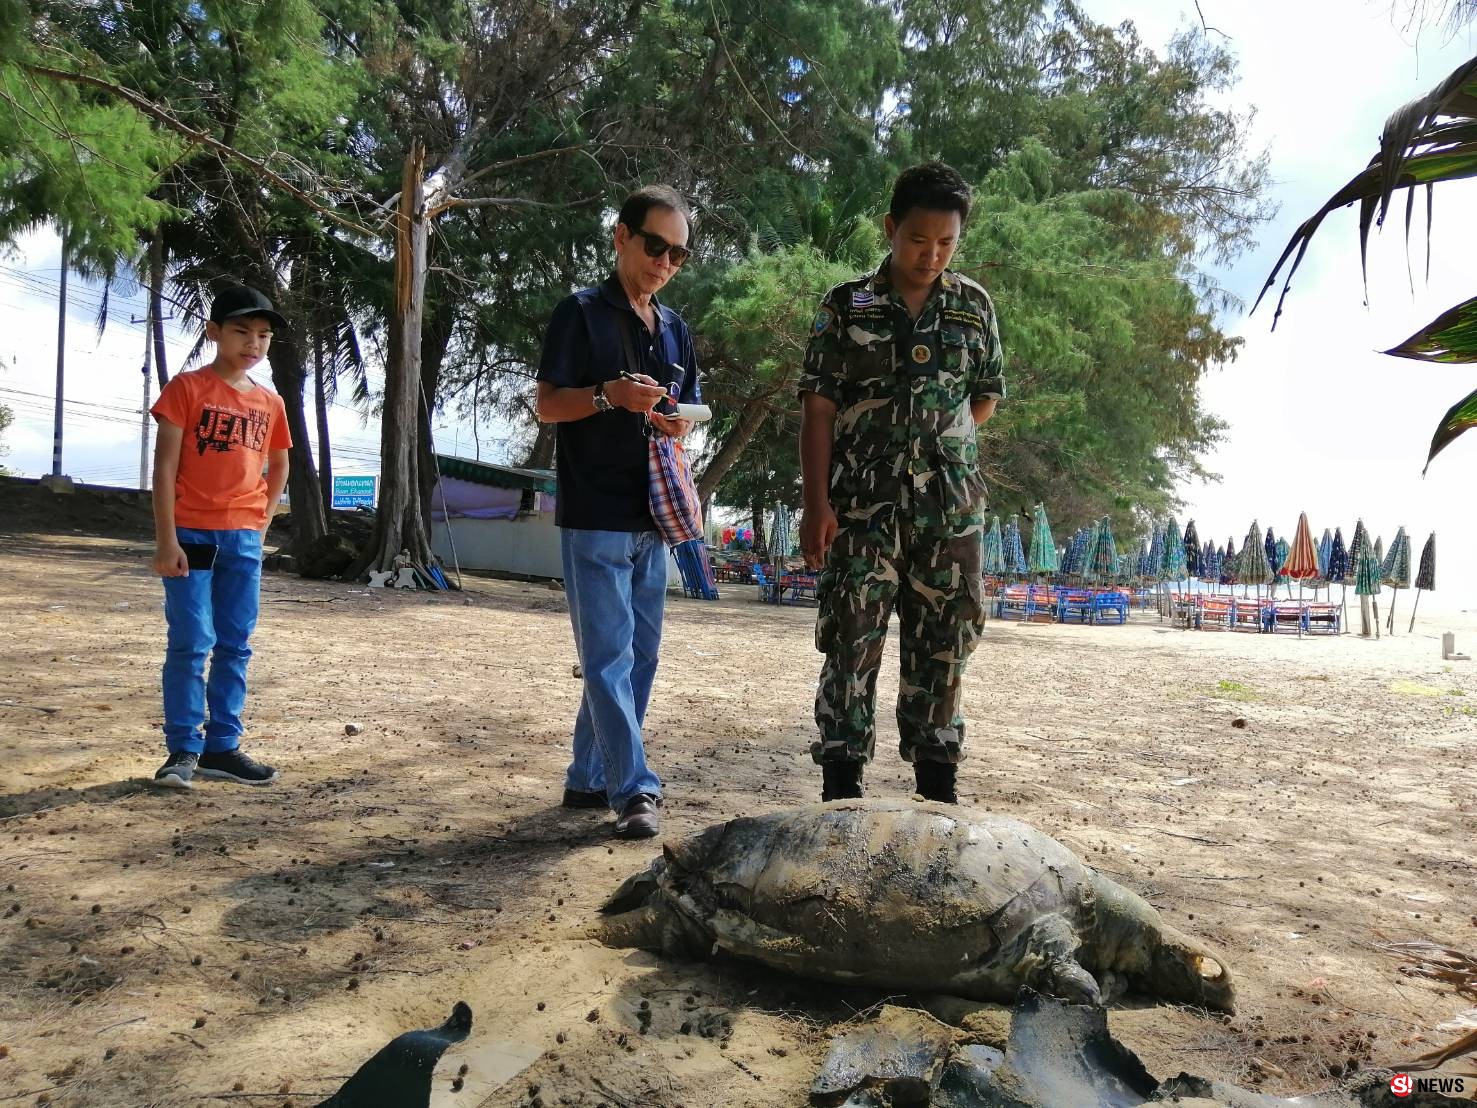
left=209, top=286, right=287, bottom=330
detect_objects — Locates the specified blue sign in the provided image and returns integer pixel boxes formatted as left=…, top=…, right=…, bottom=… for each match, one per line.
left=332, top=475, right=377, bottom=509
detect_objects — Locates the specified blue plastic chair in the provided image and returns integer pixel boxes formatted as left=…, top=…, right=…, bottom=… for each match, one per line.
left=672, top=539, right=719, bottom=600
left=1058, top=589, right=1094, bottom=624
left=1092, top=590, right=1128, bottom=625
left=751, top=563, right=778, bottom=603
left=995, top=585, right=1034, bottom=621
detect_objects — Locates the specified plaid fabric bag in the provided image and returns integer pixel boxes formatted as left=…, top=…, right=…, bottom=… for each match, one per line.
left=648, top=431, right=703, bottom=546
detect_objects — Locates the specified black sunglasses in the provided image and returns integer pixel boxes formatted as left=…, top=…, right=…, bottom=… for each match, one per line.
left=630, top=227, right=691, bottom=267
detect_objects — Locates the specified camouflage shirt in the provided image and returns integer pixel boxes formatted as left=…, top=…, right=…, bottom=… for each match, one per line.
left=798, top=257, right=1005, bottom=519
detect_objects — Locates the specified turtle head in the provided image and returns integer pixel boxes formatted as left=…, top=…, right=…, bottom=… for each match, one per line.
left=1144, top=923, right=1236, bottom=1015
left=1090, top=876, right=1236, bottom=1014
left=599, top=856, right=667, bottom=916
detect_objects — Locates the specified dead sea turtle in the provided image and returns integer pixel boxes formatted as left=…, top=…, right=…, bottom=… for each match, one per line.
left=597, top=799, right=1234, bottom=1013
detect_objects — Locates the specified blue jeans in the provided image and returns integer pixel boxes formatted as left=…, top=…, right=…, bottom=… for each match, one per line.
left=161, top=527, right=262, bottom=754
left=561, top=528, right=666, bottom=812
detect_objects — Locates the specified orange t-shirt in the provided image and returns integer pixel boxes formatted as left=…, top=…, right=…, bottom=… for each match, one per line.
left=151, top=369, right=292, bottom=530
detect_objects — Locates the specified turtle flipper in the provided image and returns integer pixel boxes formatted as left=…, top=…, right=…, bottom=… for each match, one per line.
left=1020, top=913, right=1103, bottom=1007
left=600, top=857, right=667, bottom=915
left=591, top=901, right=714, bottom=958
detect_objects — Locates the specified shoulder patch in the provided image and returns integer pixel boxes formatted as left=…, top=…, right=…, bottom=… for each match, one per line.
left=812, top=306, right=835, bottom=336
left=952, top=271, right=989, bottom=295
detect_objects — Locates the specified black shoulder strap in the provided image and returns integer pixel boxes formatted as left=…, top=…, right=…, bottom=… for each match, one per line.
left=616, top=314, right=641, bottom=379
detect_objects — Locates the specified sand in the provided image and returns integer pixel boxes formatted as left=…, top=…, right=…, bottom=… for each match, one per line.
left=1, top=529, right=1474, bottom=1106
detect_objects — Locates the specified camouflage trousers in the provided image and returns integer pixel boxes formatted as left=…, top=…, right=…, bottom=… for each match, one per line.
left=811, top=503, right=985, bottom=767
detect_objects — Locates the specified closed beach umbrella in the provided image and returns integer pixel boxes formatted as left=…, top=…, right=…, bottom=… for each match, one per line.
left=1381, top=527, right=1412, bottom=634
left=1315, top=528, right=1333, bottom=596
left=1355, top=532, right=1382, bottom=595
left=1163, top=516, right=1188, bottom=585
left=1222, top=539, right=1237, bottom=586
left=1028, top=504, right=1059, bottom=576
left=1374, top=535, right=1385, bottom=568
left=1328, top=529, right=1348, bottom=583
left=1145, top=525, right=1167, bottom=617
left=1240, top=521, right=1272, bottom=618
left=1239, top=522, right=1272, bottom=584
left=1060, top=528, right=1080, bottom=575
left=1089, top=517, right=1119, bottom=582
left=1354, top=529, right=1382, bottom=638
left=1281, top=512, right=1320, bottom=635
left=1410, top=531, right=1436, bottom=631
left=771, top=503, right=792, bottom=566
left=1274, top=539, right=1290, bottom=584
left=1183, top=520, right=1202, bottom=577
left=1200, top=545, right=1220, bottom=593
left=1264, top=526, right=1280, bottom=596
left=1415, top=532, right=1436, bottom=591
left=1328, top=527, right=1350, bottom=629
left=983, top=516, right=1005, bottom=577
left=1065, top=526, right=1092, bottom=577
left=1381, top=527, right=1411, bottom=588
left=1282, top=513, right=1319, bottom=578
left=1348, top=520, right=1367, bottom=576
left=1080, top=519, right=1104, bottom=583
left=1003, top=516, right=1028, bottom=577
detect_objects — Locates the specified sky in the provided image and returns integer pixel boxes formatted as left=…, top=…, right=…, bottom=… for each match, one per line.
left=2, top=1, right=1475, bottom=610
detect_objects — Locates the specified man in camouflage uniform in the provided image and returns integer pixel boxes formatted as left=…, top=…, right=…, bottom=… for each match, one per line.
left=798, top=162, right=1005, bottom=804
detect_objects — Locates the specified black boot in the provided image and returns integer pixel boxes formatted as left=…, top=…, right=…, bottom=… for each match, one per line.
left=821, top=761, right=864, bottom=802
left=914, top=761, right=958, bottom=804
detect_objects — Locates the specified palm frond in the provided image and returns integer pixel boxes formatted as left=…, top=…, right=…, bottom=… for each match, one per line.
left=1255, top=54, right=1477, bottom=326
left=1426, top=384, right=1477, bottom=471
left=1386, top=295, right=1477, bottom=362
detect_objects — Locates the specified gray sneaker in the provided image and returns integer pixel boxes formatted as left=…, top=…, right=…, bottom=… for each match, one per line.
left=154, top=750, right=199, bottom=790
left=197, top=748, right=278, bottom=786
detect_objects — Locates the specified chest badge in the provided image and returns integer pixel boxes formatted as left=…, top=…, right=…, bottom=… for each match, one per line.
left=911, top=343, right=931, bottom=365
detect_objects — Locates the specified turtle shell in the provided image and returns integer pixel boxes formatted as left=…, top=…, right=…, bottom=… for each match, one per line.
left=655, top=799, right=1098, bottom=996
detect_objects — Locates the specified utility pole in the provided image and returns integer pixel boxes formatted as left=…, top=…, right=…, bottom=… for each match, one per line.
left=138, top=301, right=154, bottom=490
left=52, top=226, right=68, bottom=477
left=133, top=292, right=173, bottom=489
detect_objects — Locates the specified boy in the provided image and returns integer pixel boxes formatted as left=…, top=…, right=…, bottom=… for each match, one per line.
left=149, top=285, right=292, bottom=788
left=797, top=162, right=1005, bottom=804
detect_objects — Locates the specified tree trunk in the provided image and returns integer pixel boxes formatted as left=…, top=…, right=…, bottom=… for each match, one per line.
left=523, top=421, right=556, bottom=469
left=313, top=333, right=333, bottom=515
left=415, top=289, right=455, bottom=540
left=347, top=141, right=434, bottom=580
left=148, top=236, right=170, bottom=389
left=695, top=386, right=773, bottom=502
left=750, top=496, right=767, bottom=561
left=267, top=335, right=328, bottom=556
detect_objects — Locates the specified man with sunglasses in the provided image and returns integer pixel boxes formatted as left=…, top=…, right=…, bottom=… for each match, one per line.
left=798, top=162, right=1005, bottom=806
left=535, top=185, right=701, bottom=840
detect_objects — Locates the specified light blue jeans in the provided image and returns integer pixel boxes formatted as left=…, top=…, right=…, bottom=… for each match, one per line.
left=160, top=527, right=262, bottom=754
left=561, top=528, right=666, bottom=812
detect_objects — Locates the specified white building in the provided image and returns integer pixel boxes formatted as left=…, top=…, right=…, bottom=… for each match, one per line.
left=429, top=454, right=682, bottom=587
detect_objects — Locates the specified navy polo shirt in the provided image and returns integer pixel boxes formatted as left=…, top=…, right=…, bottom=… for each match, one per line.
left=537, top=275, right=701, bottom=532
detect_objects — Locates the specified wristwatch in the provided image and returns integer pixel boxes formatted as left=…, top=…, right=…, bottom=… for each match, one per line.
left=592, top=381, right=614, bottom=413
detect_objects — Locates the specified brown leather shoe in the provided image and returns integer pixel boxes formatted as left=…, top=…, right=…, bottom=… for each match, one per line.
left=561, top=787, right=608, bottom=809
left=613, top=794, right=661, bottom=839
